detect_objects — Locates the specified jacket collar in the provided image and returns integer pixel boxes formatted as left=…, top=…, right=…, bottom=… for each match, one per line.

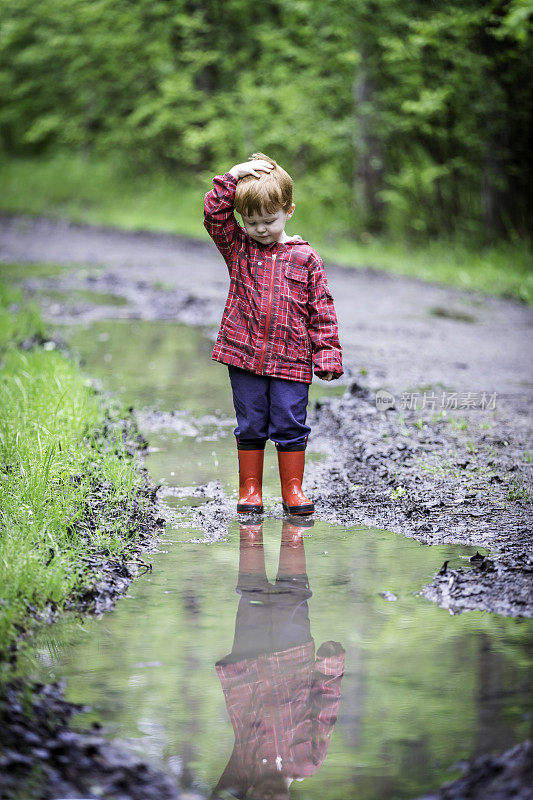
left=262, top=234, right=309, bottom=248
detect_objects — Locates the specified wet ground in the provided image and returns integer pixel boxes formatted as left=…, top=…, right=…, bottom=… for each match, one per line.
left=0, top=216, right=531, bottom=616
left=0, top=218, right=532, bottom=798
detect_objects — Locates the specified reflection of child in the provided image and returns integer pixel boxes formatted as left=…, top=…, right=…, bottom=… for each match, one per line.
left=212, top=521, right=345, bottom=799
left=204, top=154, right=343, bottom=516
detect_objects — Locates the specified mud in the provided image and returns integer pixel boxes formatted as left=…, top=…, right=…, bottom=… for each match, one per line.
left=0, top=679, right=203, bottom=800
left=415, top=740, right=533, bottom=800
left=65, top=408, right=166, bottom=616
left=25, top=268, right=214, bottom=328
left=306, top=381, right=533, bottom=617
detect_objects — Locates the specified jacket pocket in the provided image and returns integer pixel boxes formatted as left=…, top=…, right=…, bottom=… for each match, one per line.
left=284, top=264, right=307, bottom=282
left=283, top=263, right=308, bottom=303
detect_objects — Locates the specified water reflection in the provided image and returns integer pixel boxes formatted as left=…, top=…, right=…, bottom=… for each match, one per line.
left=213, top=520, right=345, bottom=799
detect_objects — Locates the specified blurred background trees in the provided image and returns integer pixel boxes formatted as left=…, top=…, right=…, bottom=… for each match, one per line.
left=1, top=0, right=531, bottom=242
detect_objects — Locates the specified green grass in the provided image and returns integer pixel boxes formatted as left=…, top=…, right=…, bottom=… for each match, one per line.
left=1, top=152, right=532, bottom=305
left=0, top=153, right=201, bottom=237
left=0, top=283, right=152, bottom=666
left=505, top=476, right=532, bottom=504
left=0, top=262, right=76, bottom=283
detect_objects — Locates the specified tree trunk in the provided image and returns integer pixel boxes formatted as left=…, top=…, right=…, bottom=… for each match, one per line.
left=352, top=55, right=385, bottom=234
left=482, top=143, right=505, bottom=241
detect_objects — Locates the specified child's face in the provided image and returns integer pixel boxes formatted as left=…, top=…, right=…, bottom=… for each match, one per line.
left=241, top=205, right=295, bottom=245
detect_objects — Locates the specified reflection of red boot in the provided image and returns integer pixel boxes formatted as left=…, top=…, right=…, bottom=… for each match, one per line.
left=277, top=450, right=315, bottom=515
left=237, top=447, right=264, bottom=514
left=279, top=519, right=307, bottom=571
left=239, top=522, right=263, bottom=546
left=280, top=518, right=312, bottom=549
left=277, top=520, right=309, bottom=589
left=238, top=523, right=265, bottom=576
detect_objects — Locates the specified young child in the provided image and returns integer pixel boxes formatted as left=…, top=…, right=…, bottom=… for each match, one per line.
left=204, top=153, right=343, bottom=516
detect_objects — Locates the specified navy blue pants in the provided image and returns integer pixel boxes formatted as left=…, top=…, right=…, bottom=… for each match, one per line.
left=228, top=365, right=311, bottom=451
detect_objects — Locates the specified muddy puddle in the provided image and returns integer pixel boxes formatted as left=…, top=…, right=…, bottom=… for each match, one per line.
left=24, top=319, right=533, bottom=799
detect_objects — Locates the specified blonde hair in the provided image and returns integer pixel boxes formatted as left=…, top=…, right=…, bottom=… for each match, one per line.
left=234, top=152, right=293, bottom=216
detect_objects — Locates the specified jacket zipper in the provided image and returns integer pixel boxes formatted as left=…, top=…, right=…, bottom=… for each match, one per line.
left=257, top=252, right=276, bottom=374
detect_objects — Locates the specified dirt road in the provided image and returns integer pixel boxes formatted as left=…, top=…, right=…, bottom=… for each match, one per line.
left=1, top=215, right=531, bottom=399
left=1, top=214, right=532, bottom=617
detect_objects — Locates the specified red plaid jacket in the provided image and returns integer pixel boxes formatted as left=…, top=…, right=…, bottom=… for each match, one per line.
left=204, top=173, right=343, bottom=384
left=215, top=640, right=345, bottom=791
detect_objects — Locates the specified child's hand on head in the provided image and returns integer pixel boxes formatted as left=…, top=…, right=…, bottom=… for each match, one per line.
left=229, top=160, right=274, bottom=180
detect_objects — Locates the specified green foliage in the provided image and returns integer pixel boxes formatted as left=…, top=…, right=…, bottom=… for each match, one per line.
left=0, top=0, right=531, bottom=241
left=0, top=285, right=150, bottom=663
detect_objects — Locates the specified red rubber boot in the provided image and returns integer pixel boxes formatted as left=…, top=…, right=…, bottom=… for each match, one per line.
left=277, top=450, right=315, bottom=516
left=237, top=448, right=264, bottom=514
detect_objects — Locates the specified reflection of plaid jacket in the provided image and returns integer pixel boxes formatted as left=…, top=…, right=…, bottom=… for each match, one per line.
left=215, top=640, right=345, bottom=787
left=204, top=173, right=343, bottom=384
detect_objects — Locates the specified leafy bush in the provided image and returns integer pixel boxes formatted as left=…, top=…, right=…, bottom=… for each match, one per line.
left=1, top=0, right=531, bottom=240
